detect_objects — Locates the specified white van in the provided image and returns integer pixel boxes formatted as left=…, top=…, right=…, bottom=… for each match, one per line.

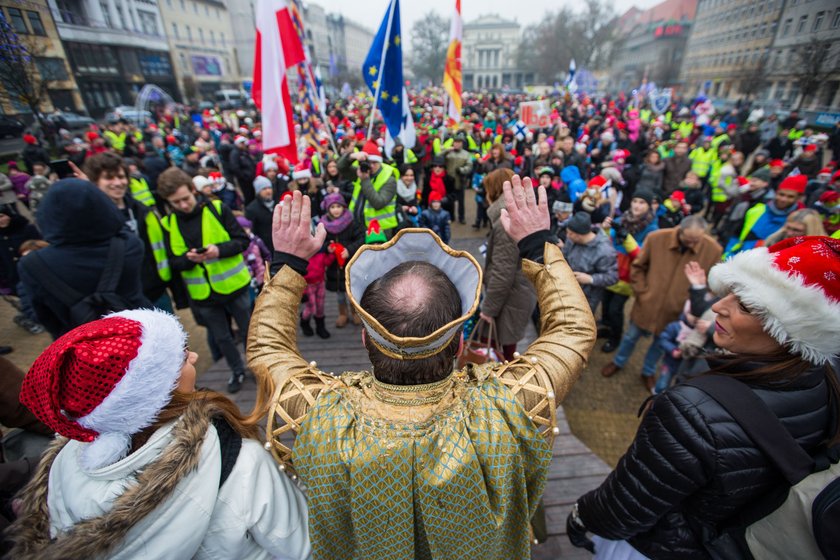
left=214, top=89, right=244, bottom=109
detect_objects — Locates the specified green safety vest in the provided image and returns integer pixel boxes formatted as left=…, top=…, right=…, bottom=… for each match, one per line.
left=678, top=121, right=694, bottom=139
left=640, top=109, right=652, bottom=123
left=103, top=130, right=126, bottom=152
left=167, top=200, right=251, bottom=301
left=130, top=176, right=155, bottom=207
left=664, top=111, right=673, bottom=124
left=689, top=147, right=716, bottom=178
left=404, top=148, right=418, bottom=165
left=349, top=167, right=398, bottom=231
left=481, top=140, right=493, bottom=156
left=788, top=129, right=804, bottom=141
left=145, top=210, right=171, bottom=282
left=725, top=203, right=766, bottom=258
left=657, top=144, right=673, bottom=160
left=832, top=229, right=840, bottom=240
left=709, top=161, right=732, bottom=203
left=311, top=153, right=321, bottom=176
left=433, top=138, right=442, bottom=155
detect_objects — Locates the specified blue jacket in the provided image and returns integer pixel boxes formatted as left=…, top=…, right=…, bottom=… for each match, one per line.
left=561, top=166, right=587, bottom=203
left=419, top=208, right=451, bottom=243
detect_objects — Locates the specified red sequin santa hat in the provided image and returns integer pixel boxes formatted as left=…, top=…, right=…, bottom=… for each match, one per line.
left=292, top=162, right=311, bottom=180
left=709, top=236, right=840, bottom=365
left=20, top=309, right=187, bottom=471
left=361, top=141, right=382, bottom=163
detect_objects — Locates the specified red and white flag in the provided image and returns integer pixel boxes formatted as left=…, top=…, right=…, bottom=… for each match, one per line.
left=252, top=0, right=305, bottom=163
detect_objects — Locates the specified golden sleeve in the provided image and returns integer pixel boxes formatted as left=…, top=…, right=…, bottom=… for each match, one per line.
left=491, top=242, right=597, bottom=442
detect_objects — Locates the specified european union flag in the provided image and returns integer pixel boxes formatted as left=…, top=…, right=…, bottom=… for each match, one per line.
left=362, top=0, right=405, bottom=139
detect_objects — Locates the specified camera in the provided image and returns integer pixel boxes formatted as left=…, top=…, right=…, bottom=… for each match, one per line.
left=359, top=161, right=371, bottom=174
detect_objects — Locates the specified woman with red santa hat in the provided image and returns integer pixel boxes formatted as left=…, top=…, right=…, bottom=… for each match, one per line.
left=568, top=236, right=840, bottom=560
left=9, top=309, right=310, bottom=559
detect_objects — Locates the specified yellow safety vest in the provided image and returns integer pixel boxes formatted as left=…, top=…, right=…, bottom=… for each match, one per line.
left=788, top=129, right=804, bottom=141
left=103, top=130, right=126, bottom=152
left=404, top=148, right=418, bottom=165
left=709, top=161, right=732, bottom=203
left=640, top=109, right=652, bottom=123
left=130, top=176, right=155, bottom=207
left=433, top=138, right=442, bottom=155
left=678, top=121, right=694, bottom=139
left=145, top=210, right=171, bottom=282
left=725, top=203, right=766, bottom=258
left=481, top=140, right=493, bottom=156
left=349, top=167, right=398, bottom=231
left=689, top=147, right=716, bottom=178
left=711, top=133, right=730, bottom=153
left=832, top=229, right=840, bottom=240
left=166, top=200, right=251, bottom=301
left=311, top=153, right=321, bottom=176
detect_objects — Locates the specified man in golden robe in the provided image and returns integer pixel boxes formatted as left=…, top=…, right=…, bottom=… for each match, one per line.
left=248, top=175, right=596, bottom=559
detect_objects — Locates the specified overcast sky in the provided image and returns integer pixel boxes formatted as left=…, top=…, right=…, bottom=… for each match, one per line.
left=311, top=0, right=662, bottom=39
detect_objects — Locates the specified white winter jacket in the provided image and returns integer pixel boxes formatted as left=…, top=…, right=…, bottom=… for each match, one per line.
left=47, top=421, right=312, bottom=559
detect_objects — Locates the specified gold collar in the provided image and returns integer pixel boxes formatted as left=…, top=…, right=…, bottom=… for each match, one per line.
left=370, top=374, right=455, bottom=406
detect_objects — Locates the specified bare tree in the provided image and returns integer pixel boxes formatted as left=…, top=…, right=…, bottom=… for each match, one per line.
left=517, top=0, right=617, bottom=83
left=789, top=37, right=838, bottom=109
left=0, top=14, right=57, bottom=138
left=410, top=12, right=449, bottom=86
left=736, top=55, right=769, bottom=100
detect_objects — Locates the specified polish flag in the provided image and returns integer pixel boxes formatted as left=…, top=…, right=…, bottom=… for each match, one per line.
left=252, top=0, right=305, bottom=163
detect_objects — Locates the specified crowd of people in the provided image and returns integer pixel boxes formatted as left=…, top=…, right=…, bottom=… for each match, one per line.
left=0, top=85, right=838, bottom=559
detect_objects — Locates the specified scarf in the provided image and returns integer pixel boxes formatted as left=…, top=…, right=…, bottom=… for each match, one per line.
left=429, top=173, right=446, bottom=197
left=396, top=179, right=417, bottom=202
left=621, top=209, right=655, bottom=237
left=323, top=209, right=353, bottom=235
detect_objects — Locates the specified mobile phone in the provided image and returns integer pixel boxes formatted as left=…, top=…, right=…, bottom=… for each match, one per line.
left=50, top=159, right=74, bottom=179
left=195, top=247, right=207, bottom=254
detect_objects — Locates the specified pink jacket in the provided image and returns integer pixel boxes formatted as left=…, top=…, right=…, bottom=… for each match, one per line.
left=304, top=252, right=335, bottom=284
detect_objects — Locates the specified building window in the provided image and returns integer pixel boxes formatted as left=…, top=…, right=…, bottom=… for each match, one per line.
left=180, top=0, right=185, bottom=10
left=193, top=1, right=198, bottom=14
left=782, top=18, right=792, bottom=36
left=210, top=30, right=215, bottom=44
left=220, top=31, right=225, bottom=45
left=199, top=28, right=204, bottom=43
left=205, top=4, right=210, bottom=16
left=6, top=8, right=29, bottom=33
left=172, top=22, right=178, bottom=38
left=166, top=0, right=172, bottom=6
left=813, top=11, right=825, bottom=32
left=26, top=11, right=46, bottom=35
left=796, top=15, right=807, bottom=33
left=137, top=10, right=158, bottom=35
left=35, top=57, right=69, bottom=80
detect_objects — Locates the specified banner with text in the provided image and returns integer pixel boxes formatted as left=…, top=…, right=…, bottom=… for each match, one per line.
left=519, top=100, right=551, bottom=130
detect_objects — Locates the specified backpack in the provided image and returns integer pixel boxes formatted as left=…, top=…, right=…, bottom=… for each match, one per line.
left=686, top=375, right=840, bottom=560
left=28, top=237, right=133, bottom=329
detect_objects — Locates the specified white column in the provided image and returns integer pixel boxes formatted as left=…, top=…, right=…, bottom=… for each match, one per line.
left=123, top=0, right=138, bottom=32
left=106, top=0, right=121, bottom=29
left=86, top=0, right=106, bottom=27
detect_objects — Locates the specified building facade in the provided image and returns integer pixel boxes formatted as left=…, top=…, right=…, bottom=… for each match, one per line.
left=0, top=0, right=84, bottom=119
left=763, top=0, right=840, bottom=111
left=610, top=0, right=697, bottom=93
left=462, top=15, right=530, bottom=91
left=227, top=0, right=255, bottom=82
left=158, top=0, right=238, bottom=102
left=680, top=0, right=783, bottom=101
left=47, top=0, right=176, bottom=116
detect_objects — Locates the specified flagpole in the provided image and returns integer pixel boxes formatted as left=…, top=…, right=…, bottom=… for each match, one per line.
left=303, top=68, right=339, bottom=154
left=366, top=0, right=397, bottom=141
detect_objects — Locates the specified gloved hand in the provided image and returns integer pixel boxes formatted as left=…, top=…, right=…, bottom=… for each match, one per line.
left=566, top=509, right=595, bottom=553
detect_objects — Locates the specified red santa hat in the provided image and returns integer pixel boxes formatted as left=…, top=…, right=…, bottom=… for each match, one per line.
left=769, top=159, right=785, bottom=169
left=362, top=141, right=382, bottom=163
left=737, top=176, right=750, bottom=187
left=803, top=144, right=818, bottom=153
left=670, top=190, right=686, bottom=203
left=20, top=309, right=187, bottom=471
left=708, top=236, right=840, bottom=365
left=23, top=134, right=37, bottom=145
left=778, top=174, right=807, bottom=195
left=588, top=176, right=608, bottom=189
left=292, top=162, right=311, bottom=180
left=817, top=167, right=832, bottom=177
left=429, top=191, right=443, bottom=203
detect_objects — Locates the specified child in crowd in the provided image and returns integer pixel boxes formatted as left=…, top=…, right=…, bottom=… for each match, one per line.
left=208, top=171, right=239, bottom=209
left=301, top=248, right=334, bottom=339
left=419, top=191, right=452, bottom=243
left=236, top=216, right=271, bottom=304
left=320, top=193, right=365, bottom=328
left=678, top=170, right=706, bottom=215
left=24, top=162, right=52, bottom=213
left=658, top=190, right=690, bottom=228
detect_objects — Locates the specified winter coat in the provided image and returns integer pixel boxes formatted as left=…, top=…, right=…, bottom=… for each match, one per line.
left=418, top=207, right=451, bottom=244
left=578, top=364, right=833, bottom=559
left=229, top=146, right=256, bottom=183
left=323, top=215, right=365, bottom=293
left=21, top=144, right=50, bottom=174
left=304, top=251, right=335, bottom=285
left=482, top=197, right=537, bottom=345
left=141, top=153, right=169, bottom=192
left=245, top=198, right=276, bottom=252
left=12, top=400, right=311, bottom=560
left=629, top=228, right=722, bottom=334
left=635, top=162, right=665, bottom=193
left=18, top=179, right=149, bottom=338
left=444, top=148, right=473, bottom=190
left=662, top=155, right=692, bottom=193
left=0, top=211, right=40, bottom=292
left=421, top=172, right=455, bottom=207
left=562, top=231, right=618, bottom=313
left=735, top=130, right=761, bottom=156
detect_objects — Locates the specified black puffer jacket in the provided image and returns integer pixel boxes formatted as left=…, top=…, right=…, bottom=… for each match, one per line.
left=578, top=366, right=833, bottom=559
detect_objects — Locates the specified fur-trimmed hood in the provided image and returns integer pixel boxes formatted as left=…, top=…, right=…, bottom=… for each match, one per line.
left=8, top=399, right=220, bottom=560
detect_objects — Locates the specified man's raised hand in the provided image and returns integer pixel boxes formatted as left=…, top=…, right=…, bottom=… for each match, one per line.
left=499, top=174, right=550, bottom=243
left=272, top=190, right=326, bottom=260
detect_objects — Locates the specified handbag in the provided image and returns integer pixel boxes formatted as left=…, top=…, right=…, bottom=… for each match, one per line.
left=456, top=318, right=503, bottom=369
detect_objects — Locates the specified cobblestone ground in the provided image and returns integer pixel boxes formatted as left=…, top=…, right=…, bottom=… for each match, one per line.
left=1, top=195, right=649, bottom=467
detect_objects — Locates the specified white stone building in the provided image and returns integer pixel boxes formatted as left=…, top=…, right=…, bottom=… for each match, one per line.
left=462, top=14, right=531, bottom=91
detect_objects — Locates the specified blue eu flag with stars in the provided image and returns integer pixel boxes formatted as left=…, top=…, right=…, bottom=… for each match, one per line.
left=362, top=0, right=405, bottom=140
